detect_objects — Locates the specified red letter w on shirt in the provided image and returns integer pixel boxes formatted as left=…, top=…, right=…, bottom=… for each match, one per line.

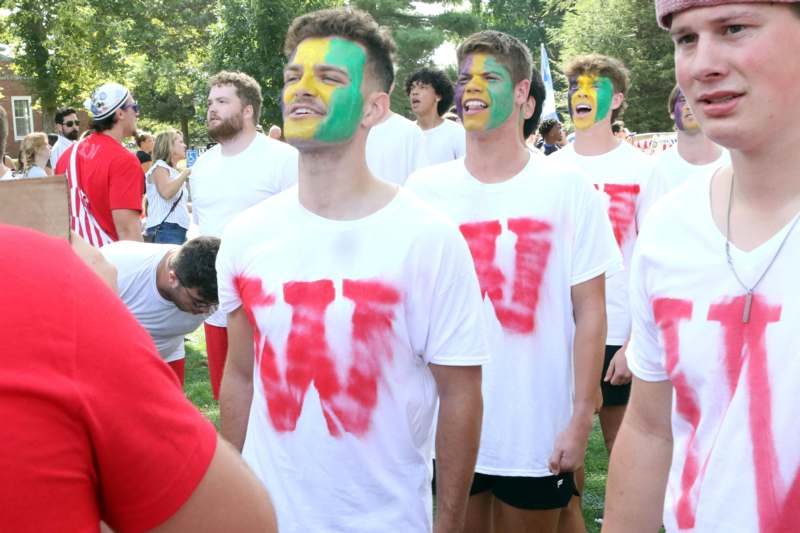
left=459, top=217, right=552, bottom=334
left=235, top=276, right=400, bottom=438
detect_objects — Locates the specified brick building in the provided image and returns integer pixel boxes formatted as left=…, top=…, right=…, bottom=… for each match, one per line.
left=0, top=47, right=89, bottom=159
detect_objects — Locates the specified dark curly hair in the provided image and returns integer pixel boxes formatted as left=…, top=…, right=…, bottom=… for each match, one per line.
left=523, top=66, right=546, bottom=139
left=171, top=236, right=221, bottom=304
left=55, top=108, right=77, bottom=125
left=405, top=67, right=454, bottom=116
left=538, top=118, right=559, bottom=137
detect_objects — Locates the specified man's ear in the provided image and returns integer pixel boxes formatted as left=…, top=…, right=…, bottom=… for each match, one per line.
left=362, top=91, right=390, bottom=129
left=611, top=92, right=625, bottom=110
left=167, top=269, right=180, bottom=288
left=243, top=104, right=255, bottom=123
left=523, top=95, right=537, bottom=120
left=514, top=79, right=531, bottom=106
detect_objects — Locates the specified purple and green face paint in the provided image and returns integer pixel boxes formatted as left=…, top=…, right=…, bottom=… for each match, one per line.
left=673, top=90, right=699, bottom=132
left=455, top=53, right=515, bottom=131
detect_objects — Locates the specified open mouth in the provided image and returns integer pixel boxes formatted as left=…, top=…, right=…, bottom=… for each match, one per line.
left=411, top=98, right=421, bottom=106
left=574, top=103, right=592, bottom=116
left=288, top=104, right=324, bottom=119
left=463, top=99, right=488, bottom=113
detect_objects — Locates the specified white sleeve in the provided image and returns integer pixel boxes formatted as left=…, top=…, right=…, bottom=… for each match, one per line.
left=626, top=233, right=670, bottom=382
left=215, top=225, right=243, bottom=316
left=408, top=222, right=489, bottom=366
left=571, top=176, right=623, bottom=285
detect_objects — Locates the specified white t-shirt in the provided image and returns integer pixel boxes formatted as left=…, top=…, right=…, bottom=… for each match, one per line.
left=420, top=119, right=466, bottom=165
left=406, top=156, right=621, bottom=476
left=191, top=133, right=298, bottom=326
left=628, top=174, right=800, bottom=533
left=145, top=160, right=190, bottom=230
left=24, top=166, right=48, bottom=178
left=100, top=241, right=207, bottom=362
left=552, top=141, right=653, bottom=345
left=50, top=135, right=74, bottom=169
left=366, top=112, right=429, bottom=185
left=639, top=145, right=730, bottom=220
left=216, top=187, right=488, bottom=533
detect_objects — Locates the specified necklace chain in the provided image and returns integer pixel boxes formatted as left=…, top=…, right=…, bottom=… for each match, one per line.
left=724, top=172, right=800, bottom=323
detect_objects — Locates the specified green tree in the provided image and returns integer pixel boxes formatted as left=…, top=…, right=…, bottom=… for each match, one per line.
left=125, top=0, right=217, bottom=145
left=1, top=0, right=132, bottom=131
left=554, top=0, right=675, bottom=132
left=209, top=0, right=343, bottom=129
left=354, top=0, right=479, bottom=117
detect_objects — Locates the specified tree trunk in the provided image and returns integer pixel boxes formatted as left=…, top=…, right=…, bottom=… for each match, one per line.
left=181, top=116, right=190, bottom=148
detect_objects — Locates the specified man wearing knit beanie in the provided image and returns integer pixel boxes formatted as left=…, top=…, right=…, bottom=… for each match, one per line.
left=55, top=82, right=145, bottom=247
left=604, top=2, right=800, bottom=532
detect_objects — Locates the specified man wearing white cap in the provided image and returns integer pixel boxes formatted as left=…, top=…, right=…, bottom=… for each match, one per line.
left=56, top=82, right=144, bottom=247
left=605, top=2, right=800, bottom=532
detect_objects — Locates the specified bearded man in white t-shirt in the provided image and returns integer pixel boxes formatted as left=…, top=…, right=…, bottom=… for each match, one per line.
left=406, top=66, right=466, bottom=165
left=639, top=84, right=729, bottom=218
left=190, top=70, right=299, bottom=399
left=551, top=54, right=654, bottom=457
left=217, top=8, right=488, bottom=533
left=101, top=236, right=220, bottom=385
left=407, top=31, right=620, bottom=533
left=604, top=1, right=800, bottom=532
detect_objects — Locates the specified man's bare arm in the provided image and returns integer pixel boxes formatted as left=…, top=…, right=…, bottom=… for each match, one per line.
left=111, top=209, right=144, bottom=242
left=603, top=377, right=672, bottom=532
left=148, top=436, right=277, bottom=533
left=430, top=364, right=482, bottom=533
left=219, top=307, right=255, bottom=451
left=550, top=273, right=606, bottom=473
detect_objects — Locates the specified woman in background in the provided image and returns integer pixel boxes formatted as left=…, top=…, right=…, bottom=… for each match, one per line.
left=144, top=129, right=191, bottom=244
left=19, top=132, right=52, bottom=178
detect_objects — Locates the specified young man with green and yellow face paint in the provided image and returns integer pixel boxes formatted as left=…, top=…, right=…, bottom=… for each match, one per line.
left=407, top=31, right=619, bottom=533
left=567, top=72, right=615, bottom=131
left=282, top=36, right=366, bottom=144
left=456, top=53, right=516, bottom=132
left=219, top=8, right=487, bottom=533
left=553, top=54, right=654, bottom=478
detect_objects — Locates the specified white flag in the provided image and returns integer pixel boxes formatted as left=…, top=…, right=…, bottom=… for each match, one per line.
left=540, top=44, right=558, bottom=122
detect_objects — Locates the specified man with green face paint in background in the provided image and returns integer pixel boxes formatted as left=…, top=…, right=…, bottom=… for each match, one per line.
left=552, top=53, right=654, bottom=506
left=407, top=31, right=620, bottom=533
left=217, top=8, right=488, bottom=533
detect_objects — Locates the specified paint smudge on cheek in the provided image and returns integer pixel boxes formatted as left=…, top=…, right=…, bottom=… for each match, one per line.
left=455, top=55, right=474, bottom=121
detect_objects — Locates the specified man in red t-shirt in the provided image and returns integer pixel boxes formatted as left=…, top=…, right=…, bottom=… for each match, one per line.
left=56, top=82, right=145, bottom=247
left=0, top=224, right=278, bottom=533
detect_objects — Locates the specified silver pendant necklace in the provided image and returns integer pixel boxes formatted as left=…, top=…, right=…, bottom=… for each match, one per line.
left=725, top=173, right=800, bottom=323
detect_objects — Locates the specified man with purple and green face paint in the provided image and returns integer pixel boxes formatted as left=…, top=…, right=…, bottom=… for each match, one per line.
left=639, top=84, right=729, bottom=219
left=552, top=54, right=654, bottom=469
left=456, top=53, right=516, bottom=132
left=218, top=8, right=487, bottom=533
left=408, top=30, right=620, bottom=533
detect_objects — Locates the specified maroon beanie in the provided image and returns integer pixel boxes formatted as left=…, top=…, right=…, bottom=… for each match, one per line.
left=656, top=0, right=798, bottom=29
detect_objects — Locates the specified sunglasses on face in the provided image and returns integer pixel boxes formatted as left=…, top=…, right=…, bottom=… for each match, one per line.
left=63, top=120, right=80, bottom=128
left=120, top=102, right=140, bottom=113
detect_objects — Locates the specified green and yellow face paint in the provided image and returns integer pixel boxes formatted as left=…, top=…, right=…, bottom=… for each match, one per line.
left=283, top=37, right=366, bottom=143
left=568, top=73, right=614, bottom=131
left=456, top=53, right=515, bottom=131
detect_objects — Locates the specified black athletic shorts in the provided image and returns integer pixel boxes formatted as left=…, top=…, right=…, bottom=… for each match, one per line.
left=469, top=472, right=579, bottom=510
left=601, top=344, right=631, bottom=406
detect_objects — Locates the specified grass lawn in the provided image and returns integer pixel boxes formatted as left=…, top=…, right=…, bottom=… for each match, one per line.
left=183, top=330, right=609, bottom=533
